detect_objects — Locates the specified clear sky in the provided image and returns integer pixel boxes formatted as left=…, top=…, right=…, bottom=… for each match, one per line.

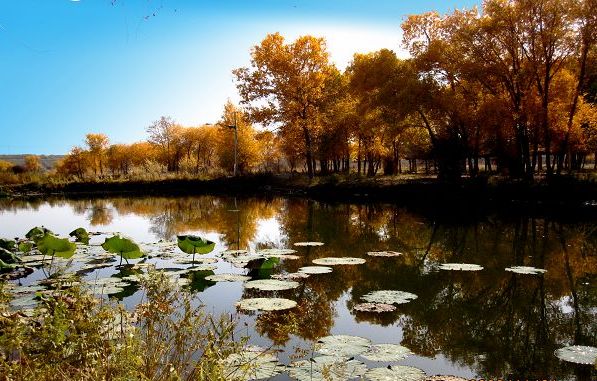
left=0, top=0, right=480, bottom=154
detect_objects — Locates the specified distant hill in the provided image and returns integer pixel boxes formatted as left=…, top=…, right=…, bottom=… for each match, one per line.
left=0, top=155, right=64, bottom=170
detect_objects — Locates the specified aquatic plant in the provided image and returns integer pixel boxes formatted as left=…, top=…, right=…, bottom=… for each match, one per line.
left=353, top=303, right=396, bottom=313
left=298, top=266, right=332, bottom=274
left=244, top=279, right=300, bottom=291
left=177, top=235, right=216, bottom=264
left=554, top=345, right=597, bottom=365
left=312, top=257, right=366, bottom=265
left=288, top=356, right=367, bottom=381
left=69, top=227, right=90, bottom=245
left=236, top=297, right=297, bottom=311
left=366, top=251, right=402, bottom=257
left=204, top=273, right=251, bottom=282
left=223, top=345, right=286, bottom=380
left=438, top=263, right=483, bottom=271
left=364, top=366, right=426, bottom=381
left=294, top=242, right=325, bottom=247
left=361, top=290, right=418, bottom=305
left=316, top=334, right=371, bottom=357
left=361, top=344, right=413, bottom=362
left=505, top=266, right=547, bottom=275
left=101, top=235, right=143, bottom=266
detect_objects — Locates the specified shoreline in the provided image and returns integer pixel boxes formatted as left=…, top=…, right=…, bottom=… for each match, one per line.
left=2, top=174, right=596, bottom=219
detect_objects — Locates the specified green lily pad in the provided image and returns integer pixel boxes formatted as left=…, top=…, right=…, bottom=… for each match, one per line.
left=316, top=335, right=372, bottom=357
left=25, top=226, right=52, bottom=242
left=289, top=356, right=367, bottom=381
left=0, top=248, right=21, bottom=264
left=69, top=227, right=90, bottom=245
left=37, top=233, right=77, bottom=259
left=18, top=241, right=33, bottom=253
left=361, top=344, right=413, bottom=362
left=361, top=290, right=418, bottom=305
left=236, top=297, right=297, bottom=311
left=244, top=279, right=300, bottom=291
left=0, top=238, right=16, bottom=252
left=102, top=235, right=143, bottom=260
left=270, top=272, right=310, bottom=280
left=554, top=345, right=597, bottom=365
left=312, top=257, right=366, bottom=265
left=364, top=366, right=426, bottom=381
left=177, top=235, right=215, bottom=255
left=257, top=248, right=297, bottom=256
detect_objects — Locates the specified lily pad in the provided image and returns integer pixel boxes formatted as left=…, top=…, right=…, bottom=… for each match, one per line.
left=353, top=303, right=396, bottom=313
left=220, top=249, right=249, bottom=255
left=177, top=235, right=215, bottom=255
left=294, top=242, right=324, bottom=247
left=236, top=297, right=297, bottom=311
left=271, top=272, right=310, bottom=280
left=18, top=241, right=33, bottom=253
left=37, top=234, right=77, bottom=259
left=367, top=251, right=402, bottom=257
left=364, top=366, right=426, bottom=381
left=257, top=248, right=297, bottom=256
left=69, top=228, right=90, bottom=245
left=361, top=344, right=413, bottom=362
left=298, top=266, right=332, bottom=275
left=554, top=345, right=597, bottom=365
left=25, top=226, right=51, bottom=242
left=102, top=235, right=143, bottom=260
left=0, top=238, right=16, bottom=252
left=438, top=263, right=483, bottom=271
left=312, top=257, right=366, bottom=265
left=505, top=266, right=547, bottom=275
left=289, top=356, right=367, bottom=381
left=204, top=273, right=251, bottom=282
left=316, top=335, right=372, bottom=357
left=223, top=346, right=286, bottom=380
left=244, top=279, right=300, bottom=291
left=361, top=290, right=418, bottom=305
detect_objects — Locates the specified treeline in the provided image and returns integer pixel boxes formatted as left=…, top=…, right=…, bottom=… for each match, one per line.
left=233, top=0, right=596, bottom=180
left=8, top=0, right=597, bottom=184
left=50, top=102, right=285, bottom=180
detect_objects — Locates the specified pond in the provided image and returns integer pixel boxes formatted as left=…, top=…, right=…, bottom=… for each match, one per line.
left=0, top=195, right=595, bottom=380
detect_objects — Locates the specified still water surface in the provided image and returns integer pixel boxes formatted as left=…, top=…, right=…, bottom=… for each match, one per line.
left=0, top=196, right=595, bottom=380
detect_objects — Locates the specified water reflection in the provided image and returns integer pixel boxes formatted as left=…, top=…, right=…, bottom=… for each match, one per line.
left=0, top=196, right=595, bottom=379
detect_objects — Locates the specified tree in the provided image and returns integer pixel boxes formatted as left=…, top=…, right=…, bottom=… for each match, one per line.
left=234, top=33, right=337, bottom=178
left=216, top=102, right=261, bottom=175
left=24, top=155, right=42, bottom=173
left=85, top=133, right=109, bottom=176
left=146, top=116, right=183, bottom=172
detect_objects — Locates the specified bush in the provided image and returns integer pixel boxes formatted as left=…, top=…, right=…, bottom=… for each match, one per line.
left=0, top=271, right=249, bottom=381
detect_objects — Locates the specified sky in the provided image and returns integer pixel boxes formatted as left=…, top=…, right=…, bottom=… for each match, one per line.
left=0, top=0, right=480, bottom=155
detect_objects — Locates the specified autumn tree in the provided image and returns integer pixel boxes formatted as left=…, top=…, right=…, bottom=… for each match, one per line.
left=216, top=102, right=261, bottom=175
left=85, top=133, right=109, bottom=176
left=234, top=33, right=337, bottom=178
left=146, top=116, right=183, bottom=172
left=23, top=155, right=42, bottom=173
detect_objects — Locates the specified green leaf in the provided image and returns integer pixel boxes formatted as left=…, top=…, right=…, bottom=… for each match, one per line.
left=37, top=234, right=77, bottom=259
left=69, top=227, right=90, bottom=245
left=18, top=241, right=33, bottom=253
left=0, top=258, right=16, bottom=271
left=102, top=235, right=143, bottom=259
left=177, top=235, right=215, bottom=255
left=0, top=238, right=16, bottom=252
left=0, top=247, right=21, bottom=264
left=26, top=227, right=52, bottom=243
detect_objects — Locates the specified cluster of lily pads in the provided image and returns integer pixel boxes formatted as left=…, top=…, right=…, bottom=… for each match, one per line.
left=223, top=335, right=429, bottom=381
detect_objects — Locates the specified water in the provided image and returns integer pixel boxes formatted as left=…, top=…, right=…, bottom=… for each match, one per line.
left=0, top=195, right=595, bottom=380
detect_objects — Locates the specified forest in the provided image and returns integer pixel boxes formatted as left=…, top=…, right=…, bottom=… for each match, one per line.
left=1, top=0, right=595, bottom=184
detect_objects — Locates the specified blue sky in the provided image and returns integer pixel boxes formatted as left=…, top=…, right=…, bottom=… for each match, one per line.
left=0, top=0, right=479, bottom=154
